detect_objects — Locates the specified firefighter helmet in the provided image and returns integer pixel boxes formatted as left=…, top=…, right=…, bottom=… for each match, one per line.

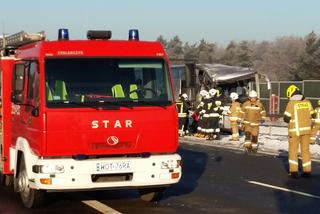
left=286, top=85, right=299, bottom=98
left=230, top=92, right=239, bottom=100
left=204, top=92, right=211, bottom=99
left=181, top=93, right=188, bottom=100
left=200, top=90, right=208, bottom=97
left=249, top=90, right=258, bottom=98
left=209, top=88, right=217, bottom=97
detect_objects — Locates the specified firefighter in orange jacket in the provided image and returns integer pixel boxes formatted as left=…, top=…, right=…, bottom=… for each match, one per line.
left=228, top=92, right=242, bottom=141
left=284, top=85, right=315, bottom=178
left=311, top=100, right=320, bottom=144
left=241, top=90, right=266, bottom=151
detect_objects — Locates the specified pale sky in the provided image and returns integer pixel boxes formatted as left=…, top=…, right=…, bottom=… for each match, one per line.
left=1, top=0, right=319, bottom=45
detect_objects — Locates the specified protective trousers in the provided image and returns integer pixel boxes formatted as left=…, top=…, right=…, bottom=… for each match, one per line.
left=244, top=124, right=259, bottom=149
left=197, top=115, right=204, bottom=135
left=288, top=134, right=311, bottom=173
left=230, top=121, right=239, bottom=140
left=178, top=113, right=187, bottom=136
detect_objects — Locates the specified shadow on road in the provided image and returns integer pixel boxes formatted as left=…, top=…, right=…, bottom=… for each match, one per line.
left=276, top=149, right=320, bottom=213
left=278, top=149, right=289, bottom=173
left=164, top=145, right=209, bottom=198
left=274, top=173, right=320, bottom=214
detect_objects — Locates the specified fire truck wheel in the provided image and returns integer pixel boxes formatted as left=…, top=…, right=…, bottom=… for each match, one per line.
left=138, top=187, right=166, bottom=202
left=17, top=155, right=45, bottom=208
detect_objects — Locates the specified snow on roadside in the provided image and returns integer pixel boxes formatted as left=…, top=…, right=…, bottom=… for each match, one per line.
left=181, top=125, right=320, bottom=160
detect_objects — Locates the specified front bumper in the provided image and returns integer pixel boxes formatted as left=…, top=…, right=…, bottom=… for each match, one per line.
left=28, top=154, right=182, bottom=191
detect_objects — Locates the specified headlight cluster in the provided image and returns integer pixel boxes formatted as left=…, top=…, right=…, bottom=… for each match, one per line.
left=161, top=160, right=181, bottom=169
left=32, top=164, right=65, bottom=174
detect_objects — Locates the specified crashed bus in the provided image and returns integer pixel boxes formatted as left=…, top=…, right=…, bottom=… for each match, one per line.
left=171, top=63, right=268, bottom=132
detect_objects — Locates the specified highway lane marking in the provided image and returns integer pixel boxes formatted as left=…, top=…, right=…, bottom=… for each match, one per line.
left=247, top=180, right=320, bottom=200
left=81, top=200, right=122, bottom=214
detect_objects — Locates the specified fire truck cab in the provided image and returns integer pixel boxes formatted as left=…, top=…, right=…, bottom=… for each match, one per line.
left=0, top=29, right=181, bottom=208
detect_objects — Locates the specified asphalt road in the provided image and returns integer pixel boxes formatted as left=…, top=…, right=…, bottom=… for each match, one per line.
left=1, top=143, right=320, bottom=214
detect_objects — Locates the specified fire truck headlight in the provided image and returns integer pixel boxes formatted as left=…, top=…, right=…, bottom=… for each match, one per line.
left=161, top=160, right=182, bottom=169
left=34, top=164, right=65, bottom=174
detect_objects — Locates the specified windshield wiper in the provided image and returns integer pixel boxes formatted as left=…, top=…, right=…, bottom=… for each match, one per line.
left=67, top=101, right=105, bottom=110
left=67, top=100, right=133, bottom=110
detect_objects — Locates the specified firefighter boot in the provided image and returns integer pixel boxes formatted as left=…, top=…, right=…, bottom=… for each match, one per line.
left=302, top=172, right=311, bottom=178
left=290, top=172, right=299, bottom=179
left=244, top=132, right=252, bottom=149
left=251, top=136, right=258, bottom=152
left=215, top=132, right=220, bottom=140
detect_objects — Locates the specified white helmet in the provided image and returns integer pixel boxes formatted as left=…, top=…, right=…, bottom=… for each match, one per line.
left=181, top=93, right=188, bottom=99
left=230, top=92, right=239, bottom=100
left=200, top=90, right=208, bottom=97
left=249, top=90, right=258, bottom=98
left=209, top=89, right=217, bottom=97
left=204, top=91, right=210, bottom=99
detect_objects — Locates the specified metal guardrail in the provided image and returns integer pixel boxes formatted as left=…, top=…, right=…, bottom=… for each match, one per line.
left=260, top=80, right=320, bottom=117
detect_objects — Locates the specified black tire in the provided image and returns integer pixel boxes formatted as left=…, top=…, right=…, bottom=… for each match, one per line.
left=138, top=187, right=166, bottom=202
left=17, top=155, right=46, bottom=208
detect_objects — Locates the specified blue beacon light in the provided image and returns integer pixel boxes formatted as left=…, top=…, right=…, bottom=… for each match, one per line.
left=129, top=29, right=139, bottom=41
left=58, top=29, right=69, bottom=41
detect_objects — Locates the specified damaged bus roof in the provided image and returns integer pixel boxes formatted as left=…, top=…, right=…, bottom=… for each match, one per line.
left=197, top=64, right=256, bottom=84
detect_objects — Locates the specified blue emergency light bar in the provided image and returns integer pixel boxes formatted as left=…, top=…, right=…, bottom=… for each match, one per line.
left=58, top=29, right=69, bottom=41
left=129, top=29, right=139, bottom=41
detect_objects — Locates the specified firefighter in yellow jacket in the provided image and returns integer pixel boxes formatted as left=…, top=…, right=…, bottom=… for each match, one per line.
left=284, top=85, right=315, bottom=178
left=241, top=90, right=266, bottom=152
left=228, top=92, right=242, bottom=141
left=311, top=100, right=320, bottom=144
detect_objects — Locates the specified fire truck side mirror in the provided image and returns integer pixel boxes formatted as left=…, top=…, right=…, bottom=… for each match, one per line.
left=12, top=64, right=25, bottom=104
left=31, top=107, right=39, bottom=117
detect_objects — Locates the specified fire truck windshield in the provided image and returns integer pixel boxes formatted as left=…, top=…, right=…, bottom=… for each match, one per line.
left=45, top=58, right=173, bottom=108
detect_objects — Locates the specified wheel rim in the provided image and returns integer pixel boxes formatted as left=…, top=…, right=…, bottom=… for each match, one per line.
left=18, top=170, right=30, bottom=198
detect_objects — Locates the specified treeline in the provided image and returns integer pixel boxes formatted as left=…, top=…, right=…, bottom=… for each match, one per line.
left=157, top=32, right=320, bottom=81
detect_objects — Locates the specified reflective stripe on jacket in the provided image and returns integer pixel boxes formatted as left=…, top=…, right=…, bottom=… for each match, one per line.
left=241, top=99, right=266, bottom=124
left=228, top=101, right=242, bottom=121
left=284, top=99, right=314, bottom=136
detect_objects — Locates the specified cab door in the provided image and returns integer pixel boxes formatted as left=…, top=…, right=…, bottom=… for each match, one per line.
left=11, top=61, right=43, bottom=155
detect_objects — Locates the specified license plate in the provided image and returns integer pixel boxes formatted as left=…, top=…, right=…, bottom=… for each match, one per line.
left=96, top=161, right=132, bottom=172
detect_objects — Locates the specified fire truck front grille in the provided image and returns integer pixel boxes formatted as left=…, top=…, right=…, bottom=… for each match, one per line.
left=91, top=173, right=133, bottom=183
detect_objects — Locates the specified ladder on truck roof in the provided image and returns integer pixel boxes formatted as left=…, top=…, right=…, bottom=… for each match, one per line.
left=0, top=31, right=46, bottom=56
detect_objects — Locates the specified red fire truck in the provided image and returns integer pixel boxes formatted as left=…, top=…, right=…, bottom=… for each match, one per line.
left=0, top=29, right=182, bottom=208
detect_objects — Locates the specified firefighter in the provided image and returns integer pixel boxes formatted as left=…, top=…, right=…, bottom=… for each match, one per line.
left=215, top=87, right=224, bottom=108
left=206, top=89, right=216, bottom=140
left=181, top=93, right=191, bottom=135
left=177, top=93, right=190, bottom=136
left=241, top=90, right=266, bottom=152
left=310, top=100, right=320, bottom=144
left=208, top=88, right=223, bottom=140
left=228, top=92, right=242, bottom=141
left=194, top=90, right=208, bottom=138
left=201, top=91, right=212, bottom=138
left=284, top=85, right=315, bottom=178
